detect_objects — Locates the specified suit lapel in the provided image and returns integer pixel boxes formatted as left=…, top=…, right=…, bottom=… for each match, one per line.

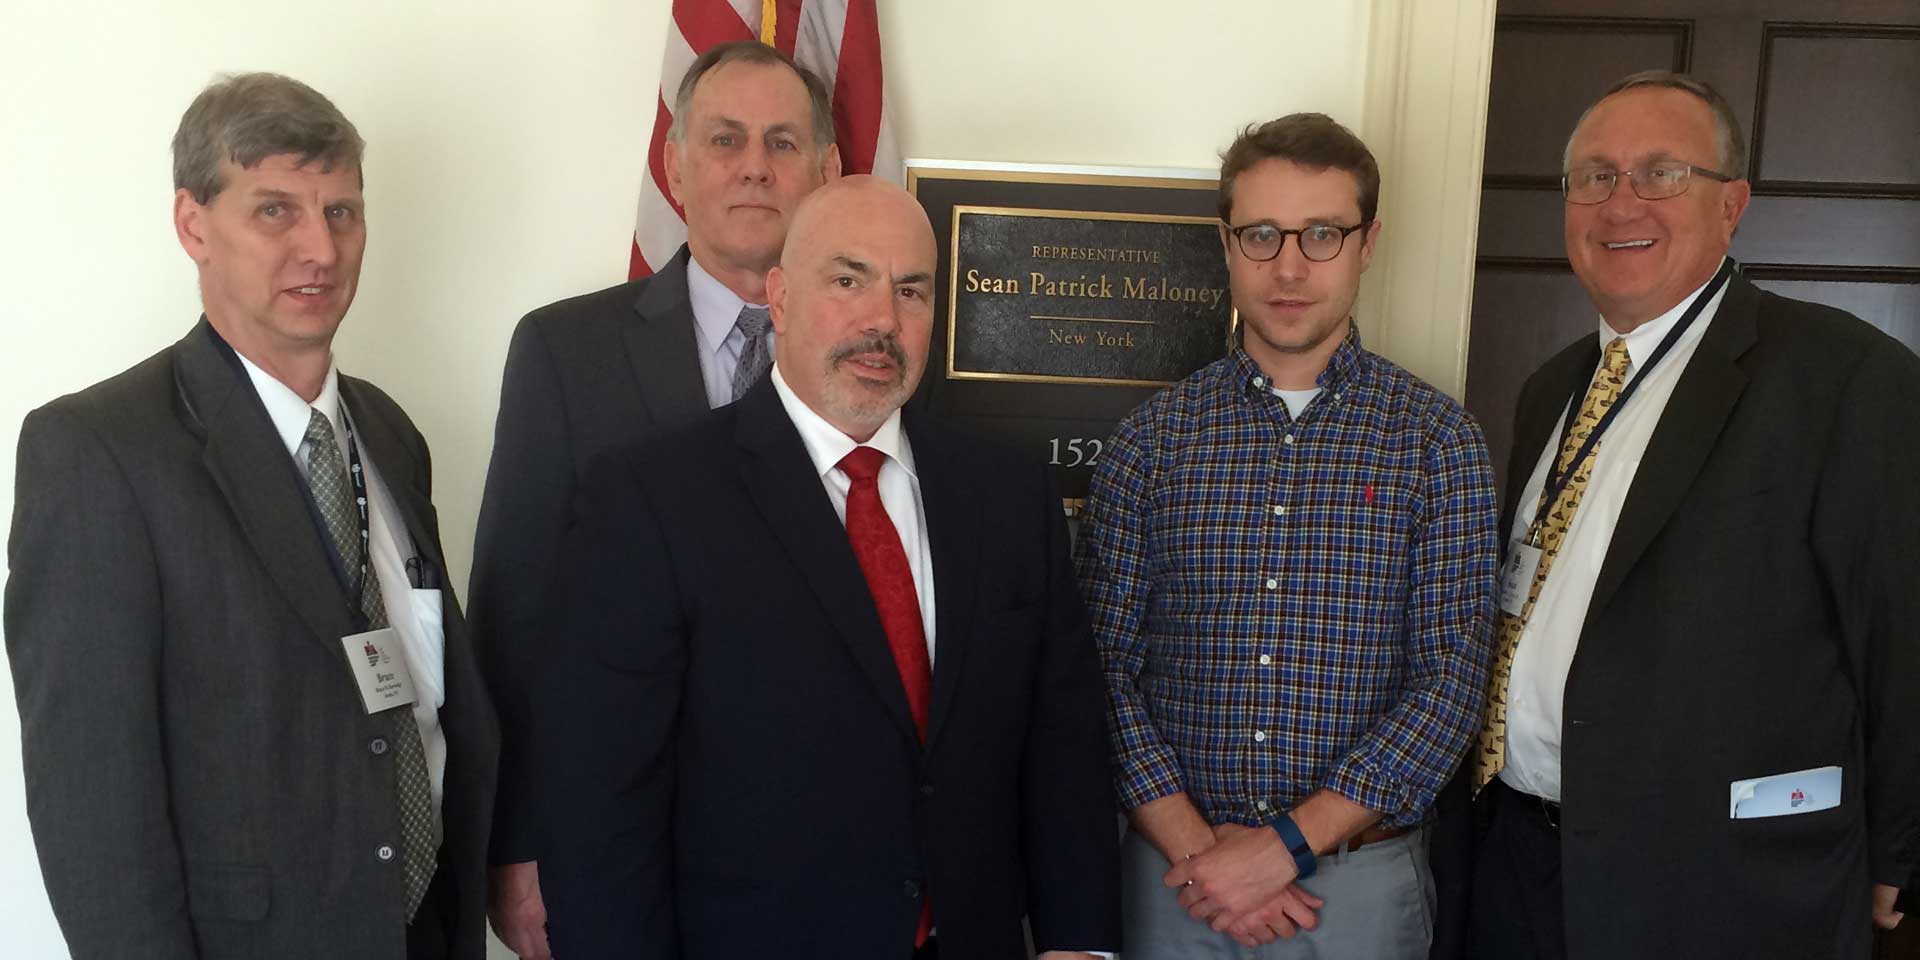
left=1585, top=277, right=1758, bottom=626
left=909, top=415, right=980, bottom=752
left=624, top=246, right=711, bottom=426
left=732, top=381, right=920, bottom=743
left=174, top=320, right=355, bottom=651
left=1504, top=338, right=1601, bottom=538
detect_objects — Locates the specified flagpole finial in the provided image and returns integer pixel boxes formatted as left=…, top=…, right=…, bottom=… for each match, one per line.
left=759, top=0, right=777, bottom=45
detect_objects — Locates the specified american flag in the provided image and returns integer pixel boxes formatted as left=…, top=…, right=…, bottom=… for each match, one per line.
left=630, top=0, right=902, bottom=279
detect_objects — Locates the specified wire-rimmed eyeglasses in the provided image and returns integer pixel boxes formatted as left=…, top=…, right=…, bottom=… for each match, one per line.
left=1562, top=161, right=1735, bottom=205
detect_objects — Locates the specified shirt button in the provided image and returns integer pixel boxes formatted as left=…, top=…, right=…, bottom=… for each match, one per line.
left=376, top=845, right=395, bottom=862
left=1264, top=578, right=1278, bottom=590
left=1253, top=730, right=1267, bottom=743
left=1252, top=376, right=1267, bottom=389
left=1283, top=434, right=1296, bottom=445
left=1259, top=654, right=1273, bottom=665
left=1273, top=505, right=1287, bottom=516
left=368, top=737, right=388, bottom=756
left=1256, top=800, right=1271, bottom=812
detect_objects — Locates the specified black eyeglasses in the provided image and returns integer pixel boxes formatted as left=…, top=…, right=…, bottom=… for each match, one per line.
left=1225, top=221, right=1369, bottom=263
left=1562, top=161, right=1735, bottom=205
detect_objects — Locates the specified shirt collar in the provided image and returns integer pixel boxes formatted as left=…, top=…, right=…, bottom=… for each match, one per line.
left=1318, top=323, right=1365, bottom=388
left=685, top=253, right=765, bottom=357
left=1231, top=322, right=1367, bottom=398
left=1598, top=264, right=1728, bottom=372
left=234, top=352, right=343, bottom=458
left=769, top=362, right=917, bottom=482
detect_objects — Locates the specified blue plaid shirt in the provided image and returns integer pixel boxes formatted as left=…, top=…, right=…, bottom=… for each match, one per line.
left=1075, top=333, right=1499, bottom=828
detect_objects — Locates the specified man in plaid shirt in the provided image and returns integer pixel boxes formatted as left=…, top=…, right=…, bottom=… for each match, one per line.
left=1075, top=113, right=1500, bottom=959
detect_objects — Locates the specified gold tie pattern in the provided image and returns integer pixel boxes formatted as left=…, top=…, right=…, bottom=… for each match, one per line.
left=1472, top=337, right=1631, bottom=792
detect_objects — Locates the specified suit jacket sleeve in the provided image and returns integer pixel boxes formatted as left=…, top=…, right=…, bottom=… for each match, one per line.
left=469, top=314, right=576, bottom=863
left=1024, top=463, right=1123, bottom=953
left=537, top=450, right=683, bottom=959
left=4, top=407, right=199, bottom=959
left=1810, top=338, right=1920, bottom=887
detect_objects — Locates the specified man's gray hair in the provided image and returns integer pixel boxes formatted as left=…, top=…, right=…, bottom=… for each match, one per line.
left=664, top=41, right=835, bottom=154
left=173, top=72, right=364, bottom=204
left=1564, top=70, right=1747, bottom=179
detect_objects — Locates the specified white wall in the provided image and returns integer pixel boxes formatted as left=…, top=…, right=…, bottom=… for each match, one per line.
left=0, top=2, right=1489, bottom=955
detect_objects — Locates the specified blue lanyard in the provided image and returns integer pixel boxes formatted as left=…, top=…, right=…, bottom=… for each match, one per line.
left=1527, top=258, right=1736, bottom=539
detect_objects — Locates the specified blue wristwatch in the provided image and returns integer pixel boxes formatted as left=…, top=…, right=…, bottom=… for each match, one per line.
left=1268, top=811, right=1318, bottom=879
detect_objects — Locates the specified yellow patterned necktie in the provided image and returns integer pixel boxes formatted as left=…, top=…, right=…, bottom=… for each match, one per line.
left=1472, top=337, right=1632, bottom=792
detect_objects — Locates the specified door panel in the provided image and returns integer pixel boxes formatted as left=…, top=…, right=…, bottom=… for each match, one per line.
left=1752, top=25, right=1920, bottom=191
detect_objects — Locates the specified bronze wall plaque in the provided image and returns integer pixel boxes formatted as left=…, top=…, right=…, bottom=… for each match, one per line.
left=947, top=206, right=1233, bottom=387
left=908, top=163, right=1235, bottom=504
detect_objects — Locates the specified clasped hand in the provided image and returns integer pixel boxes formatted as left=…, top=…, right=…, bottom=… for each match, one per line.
left=1162, top=822, right=1323, bottom=947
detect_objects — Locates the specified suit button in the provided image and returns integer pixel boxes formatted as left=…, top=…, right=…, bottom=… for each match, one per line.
left=369, top=737, right=388, bottom=756
left=903, top=880, right=922, bottom=899
left=376, top=845, right=395, bottom=862
left=920, top=783, right=934, bottom=797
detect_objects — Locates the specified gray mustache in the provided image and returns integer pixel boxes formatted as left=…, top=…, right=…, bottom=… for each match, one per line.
left=829, top=334, right=907, bottom=370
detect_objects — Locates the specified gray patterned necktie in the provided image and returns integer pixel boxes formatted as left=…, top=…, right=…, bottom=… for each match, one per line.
left=303, top=409, right=438, bottom=919
left=731, top=304, right=774, bottom=402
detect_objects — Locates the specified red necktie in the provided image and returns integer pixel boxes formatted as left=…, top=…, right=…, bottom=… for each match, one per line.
left=836, top=446, right=934, bottom=945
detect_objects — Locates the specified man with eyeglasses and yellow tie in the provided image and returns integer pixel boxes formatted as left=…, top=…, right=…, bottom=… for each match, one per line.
left=1075, top=112, right=1502, bottom=959
left=1461, top=70, right=1919, bottom=959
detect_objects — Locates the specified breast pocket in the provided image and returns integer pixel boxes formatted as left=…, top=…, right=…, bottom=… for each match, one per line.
left=398, top=587, right=446, bottom=708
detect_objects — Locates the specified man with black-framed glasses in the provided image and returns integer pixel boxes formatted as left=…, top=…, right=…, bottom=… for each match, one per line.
left=1460, top=70, right=1918, bottom=959
left=1075, top=112, right=1501, bottom=959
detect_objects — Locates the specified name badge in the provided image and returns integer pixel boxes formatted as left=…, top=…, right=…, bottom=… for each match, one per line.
left=1730, top=765, right=1842, bottom=819
left=341, top=628, right=418, bottom=715
left=1498, top=539, right=1544, bottom=618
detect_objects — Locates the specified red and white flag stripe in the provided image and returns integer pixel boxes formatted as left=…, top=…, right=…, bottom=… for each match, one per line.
left=630, top=0, right=901, bottom=280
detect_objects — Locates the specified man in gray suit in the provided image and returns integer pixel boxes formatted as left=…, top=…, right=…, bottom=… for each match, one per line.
left=5, top=73, right=498, bottom=959
left=469, top=40, right=839, bottom=959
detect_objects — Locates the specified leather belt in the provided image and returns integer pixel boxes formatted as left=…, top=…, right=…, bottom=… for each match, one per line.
left=1343, top=823, right=1410, bottom=852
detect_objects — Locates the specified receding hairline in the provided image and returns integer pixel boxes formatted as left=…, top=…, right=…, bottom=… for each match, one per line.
left=782, top=179, right=935, bottom=269
left=1563, top=74, right=1746, bottom=177
left=666, top=42, right=836, bottom=152
left=689, top=57, right=809, bottom=107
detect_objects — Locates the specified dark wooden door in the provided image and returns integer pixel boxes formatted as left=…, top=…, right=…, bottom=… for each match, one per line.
left=1463, top=3, right=1920, bottom=956
left=1465, top=1, right=1920, bottom=492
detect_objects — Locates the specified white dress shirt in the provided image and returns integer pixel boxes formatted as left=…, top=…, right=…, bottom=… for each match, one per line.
left=769, top=363, right=936, bottom=662
left=237, top=355, right=449, bottom=821
left=1499, top=274, right=1729, bottom=802
left=687, top=254, right=776, bottom=410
